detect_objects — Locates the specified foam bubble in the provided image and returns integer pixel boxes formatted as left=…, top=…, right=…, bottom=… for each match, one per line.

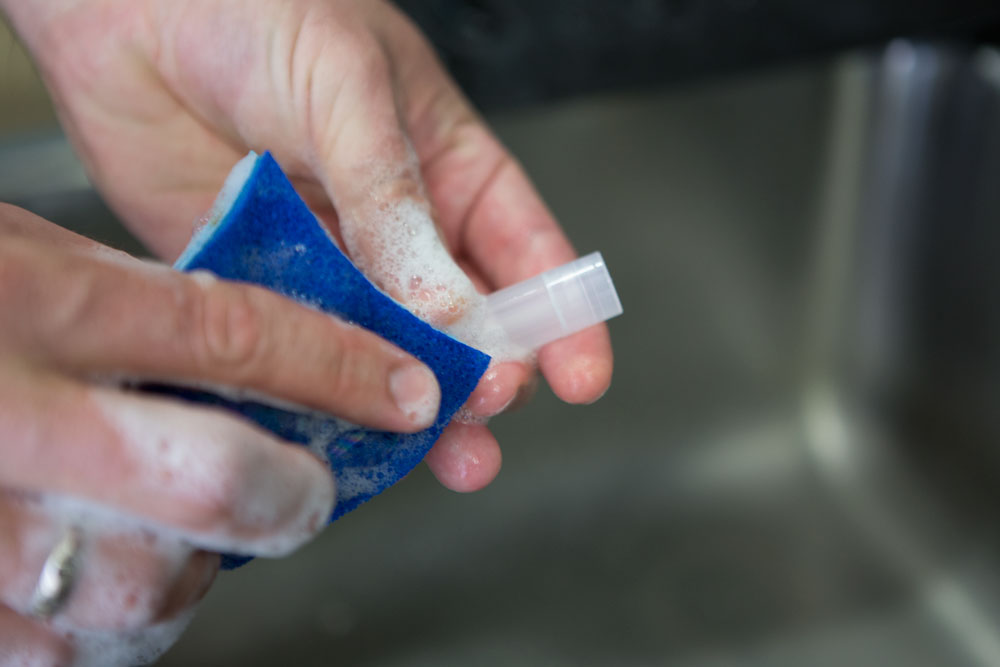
left=90, top=389, right=333, bottom=558
left=339, top=194, right=529, bottom=365
left=191, top=150, right=531, bottom=378
left=1, top=648, right=51, bottom=667
left=56, top=608, right=197, bottom=667
left=21, top=494, right=198, bottom=665
left=191, top=150, right=531, bottom=365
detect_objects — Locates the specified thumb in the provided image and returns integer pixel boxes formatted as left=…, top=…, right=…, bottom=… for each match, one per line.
left=315, top=64, right=481, bottom=328
left=150, top=3, right=482, bottom=324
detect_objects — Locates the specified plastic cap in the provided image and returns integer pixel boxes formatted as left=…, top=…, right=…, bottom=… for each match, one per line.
left=485, top=251, right=623, bottom=350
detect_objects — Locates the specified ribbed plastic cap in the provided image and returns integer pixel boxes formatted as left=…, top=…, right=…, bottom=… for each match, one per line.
left=485, top=252, right=623, bottom=350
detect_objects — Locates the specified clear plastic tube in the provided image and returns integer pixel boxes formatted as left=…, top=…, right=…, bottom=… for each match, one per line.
left=485, top=251, right=623, bottom=350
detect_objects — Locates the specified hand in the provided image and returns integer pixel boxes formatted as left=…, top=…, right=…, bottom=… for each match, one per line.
left=0, top=204, right=442, bottom=662
left=3, top=0, right=614, bottom=492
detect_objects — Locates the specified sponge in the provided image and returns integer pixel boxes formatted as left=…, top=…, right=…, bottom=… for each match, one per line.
left=169, top=152, right=490, bottom=567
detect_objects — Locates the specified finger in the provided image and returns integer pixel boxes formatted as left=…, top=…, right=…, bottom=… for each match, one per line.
left=292, top=40, right=532, bottom=418
left=430, top=129, right=614, bottom=404
left=463, top=361, right=530, bottom=419
left=0, top=237, right=440, bottom=432
left=424, top=134, right=614, bottom=404
left=0, top=604, right=73, bottom=667
left=0, top=493, right=218, bottom=632
left=156, top=3, right=480, bottom=327
left=279, top=34, right=480, bottom=328
left=380, top=17, right=615, bottom=403
left=154, top=550, right=219, bottom=623
left=451, top=158, right=613, bottom=405
left=0, top=373, right=334, bottom=558
left=372, top=10, right=562, bottom=286
left=424, top=422, right=502, bottom=493
left=0, top=203, right=105, bottom=253
left=538, top=328, right=614, bottom=405
left=62, top=533, right=216, bottom=631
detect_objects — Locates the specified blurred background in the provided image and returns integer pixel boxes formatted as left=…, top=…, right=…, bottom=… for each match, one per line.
left=4, top=1, right=1000, bottom=664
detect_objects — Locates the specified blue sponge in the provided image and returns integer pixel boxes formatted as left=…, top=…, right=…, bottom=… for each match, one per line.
left=169, top=152, right=490, bottom=568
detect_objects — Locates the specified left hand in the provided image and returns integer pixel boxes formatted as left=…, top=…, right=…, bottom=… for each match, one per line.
left=4, top=0, right=614, bottom=492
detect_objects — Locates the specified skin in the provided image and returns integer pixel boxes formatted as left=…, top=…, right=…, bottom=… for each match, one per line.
left=0, top=0, right=614, bottom=662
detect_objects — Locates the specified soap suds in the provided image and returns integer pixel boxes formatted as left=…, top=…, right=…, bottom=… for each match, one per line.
left=193, top=150, right=531, bottom=365
left=57, top=608, right=197, bottom=667
left=452, top=405, right=490, bottom=425
left=90, top=388, right=334, bottom=558
left=0, top=149, right=534, bottom=664
left=13, top=494, right=200, bottom=666
left=339, top=197, right=473, bottom=324
left=339, top=193, right=529, bottom=364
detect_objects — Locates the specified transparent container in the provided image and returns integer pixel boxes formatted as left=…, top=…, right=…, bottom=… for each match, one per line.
left=486, top=251, right=623, bottom=350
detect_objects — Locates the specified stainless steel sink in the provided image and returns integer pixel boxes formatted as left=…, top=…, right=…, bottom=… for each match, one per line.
left=3, top=42, right=999, bottom=666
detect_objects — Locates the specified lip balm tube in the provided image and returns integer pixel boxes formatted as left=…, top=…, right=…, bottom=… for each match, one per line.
left=485, top=251, right=623, bottom=350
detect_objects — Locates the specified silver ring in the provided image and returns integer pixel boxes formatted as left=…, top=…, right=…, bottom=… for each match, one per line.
left=29, top=525, right=83, bottom=619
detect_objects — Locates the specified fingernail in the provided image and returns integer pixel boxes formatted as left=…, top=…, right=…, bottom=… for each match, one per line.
left=389, top=363, right=440, bottom=428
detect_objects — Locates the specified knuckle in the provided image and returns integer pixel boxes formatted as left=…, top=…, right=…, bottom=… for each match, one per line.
left=191, top=282, right=268, bottom=373
left=138, top=419, right=251, bottom=538
left=351, top=45, right=391, bottom=84
left=327, top=32, right=391, bottom=99
left=326, top=330, right=374, bottom=402
left=170, top=421, right=268, bottom=537
left=175, top=447, right=246, bottom=535
left=303, top=19, right=389, bottom=92
left=333, top=28, right=387, bottom=74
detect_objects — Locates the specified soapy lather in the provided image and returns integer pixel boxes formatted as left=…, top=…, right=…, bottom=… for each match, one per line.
left=168, top=151, right=622, bottom=566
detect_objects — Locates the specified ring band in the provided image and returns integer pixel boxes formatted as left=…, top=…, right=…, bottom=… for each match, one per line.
left=29, top=525, right=83, bottom=619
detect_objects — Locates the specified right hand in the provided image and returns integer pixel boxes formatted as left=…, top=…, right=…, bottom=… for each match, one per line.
left=0, top=203, right=441, bottom=663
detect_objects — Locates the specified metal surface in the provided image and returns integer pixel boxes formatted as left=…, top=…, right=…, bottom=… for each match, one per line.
left=2, top=44, right=999, bottom=665
left=396, top=0, right=1000, bottom=110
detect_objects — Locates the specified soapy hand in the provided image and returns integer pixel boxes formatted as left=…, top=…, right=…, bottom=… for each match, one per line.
left=3, top=0, right=614, bottom=493
left=0, top=204, right=442, bottom=662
